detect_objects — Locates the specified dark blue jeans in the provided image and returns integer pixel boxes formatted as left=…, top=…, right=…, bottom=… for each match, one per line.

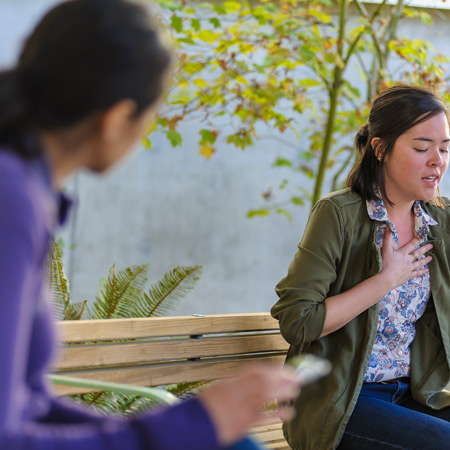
left=338, top=380, right=450, bottom=450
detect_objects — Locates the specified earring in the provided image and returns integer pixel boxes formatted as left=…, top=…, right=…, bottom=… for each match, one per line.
left=377, top=157, right=381, bottom=162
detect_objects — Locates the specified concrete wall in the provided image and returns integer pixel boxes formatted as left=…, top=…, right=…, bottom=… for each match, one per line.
left=2, top=0, right=450, bottom=316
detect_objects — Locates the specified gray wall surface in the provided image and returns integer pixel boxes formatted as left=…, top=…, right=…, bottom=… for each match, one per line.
left=2, top=0, right=450, bottom=316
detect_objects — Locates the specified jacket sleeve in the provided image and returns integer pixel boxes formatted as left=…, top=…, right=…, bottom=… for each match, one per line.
left=271, top=198, right=344, bottom=346
left=11, top=395, right=218, bottom=450
left=0, top=159, right=218, bottom=450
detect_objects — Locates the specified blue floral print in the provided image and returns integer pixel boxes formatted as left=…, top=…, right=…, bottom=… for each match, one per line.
left=364, top=197, right=437, bottom=382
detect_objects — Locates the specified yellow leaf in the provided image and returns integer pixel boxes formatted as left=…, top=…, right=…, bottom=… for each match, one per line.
left=199, top=145, right=215, bottom=159
left=197, top=30, right=220, bottom=44
left=194, top=78, right=208, bottom=88
left=224, top=1, right=242, bottom=13
left=235, top=75, right=248, bottom=85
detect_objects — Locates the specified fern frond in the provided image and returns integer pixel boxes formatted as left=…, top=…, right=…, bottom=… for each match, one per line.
left=71, top=391, right=159, bottom=416
left=132, top=265, right=203, bottom=318
left=47, top=238, right=71, bottom=320
left=64, top=300, right=88, bottom=320
left=88, top=264, right=149, bottom=319
left=167, top=380, right=212, bottom=400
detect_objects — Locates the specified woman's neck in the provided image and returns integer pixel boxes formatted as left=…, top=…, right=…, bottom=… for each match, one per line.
left=38, top=118, right=98, bottom=189
left=384, top=200, right=416, bottom=247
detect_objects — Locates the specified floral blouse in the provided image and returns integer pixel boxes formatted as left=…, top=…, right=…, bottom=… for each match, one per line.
left=364, top=198, right=437, bottom=382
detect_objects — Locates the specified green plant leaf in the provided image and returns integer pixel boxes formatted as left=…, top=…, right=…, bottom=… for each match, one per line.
left=132, top=266, right=203, bottom=318
left=47, top=238, right=71, bottom=320
left=171, top=15, right=183, bottom=33
left=272, top=157, right=293, bottom=168
left=166, top=130, right=183, bottom=147
left=276, top=208, right=293, bottom=222
left=247, top=209, right=270, bottom=218
left=64, top=301, right=88, bottom=320
left=199, top=129, right=217, bottom=145
left=191, top=18, right=201, bottom=32
left=89, top=264, right=149, bottom=319
left=209, top=17, right=221, bottom=29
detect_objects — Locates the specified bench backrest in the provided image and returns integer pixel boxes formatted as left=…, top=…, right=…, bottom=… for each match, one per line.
left=53, top=312, right=289, bottom=396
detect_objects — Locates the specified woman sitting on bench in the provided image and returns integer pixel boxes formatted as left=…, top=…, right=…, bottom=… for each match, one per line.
left=272, top=85, right=450, bottom=450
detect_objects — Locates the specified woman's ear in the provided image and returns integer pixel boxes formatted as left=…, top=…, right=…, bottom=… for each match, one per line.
left=371, top=137, right=383, bottom=161
left=99, top=100, right=137, bottom=143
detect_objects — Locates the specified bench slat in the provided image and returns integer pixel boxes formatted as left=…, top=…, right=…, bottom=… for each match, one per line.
left=250, top=421, right=283, bottom=433
left=53, top=354, right=287, bottom=395
left=57, top=313, right=281, bottom=342
left=56, top=333, right=288, bottom=369
left=254, top=429, right=285, bottom=443
left=265, top=443, right=290, bottom=450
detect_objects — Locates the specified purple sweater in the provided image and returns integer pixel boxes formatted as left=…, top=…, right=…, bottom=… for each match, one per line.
left=0, top=150, right=218, bottom=450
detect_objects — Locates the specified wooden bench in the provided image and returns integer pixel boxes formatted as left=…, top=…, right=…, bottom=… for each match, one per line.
left=52, top=312, right=290, bottom=449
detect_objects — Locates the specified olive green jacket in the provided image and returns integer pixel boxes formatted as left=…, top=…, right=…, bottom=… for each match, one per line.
left=271, top=189, right=450, bottom=450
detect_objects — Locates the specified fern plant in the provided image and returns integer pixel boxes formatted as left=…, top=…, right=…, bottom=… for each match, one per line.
left=47, top=239, right=87, bottom=320
left=47, top=239, right=206, bottom=415
left=48, top=239, right=202, bottom=321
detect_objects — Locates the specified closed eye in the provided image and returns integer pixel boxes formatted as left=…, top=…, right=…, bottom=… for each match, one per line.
left=414, top=148, right=427, bottom=152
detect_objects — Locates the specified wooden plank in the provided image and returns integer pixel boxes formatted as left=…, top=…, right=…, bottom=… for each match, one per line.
left=55, top=333, right=288, bottom=370
left=254, top=430, right=285, bottom=443
left=266, top=443, right=290, bottom=450
left=57, top=313, right=281, bottom=343
left=52, top=354, right=287, bottom=395
left=250, top=421, right=283, bottom=433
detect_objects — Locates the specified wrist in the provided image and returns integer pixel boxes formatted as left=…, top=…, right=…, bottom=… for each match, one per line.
left=372, top=270, right=394, bottom=297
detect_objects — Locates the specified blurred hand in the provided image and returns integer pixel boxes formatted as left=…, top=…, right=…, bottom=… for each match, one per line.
left=199, top=364, right=300, bottom=446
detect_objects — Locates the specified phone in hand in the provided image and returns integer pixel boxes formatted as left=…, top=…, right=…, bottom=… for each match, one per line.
left=288, top=354, right=332, bottom=386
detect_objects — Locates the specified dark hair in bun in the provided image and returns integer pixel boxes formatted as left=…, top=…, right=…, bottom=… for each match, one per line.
left=0, top=0, right=172, bottom=159
left=354, top=123, right=369, bottom=153
left=347, top=85, right=449, bottom=205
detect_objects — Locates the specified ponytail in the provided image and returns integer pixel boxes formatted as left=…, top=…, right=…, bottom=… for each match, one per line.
left=0, top=69, right=40, bottom=158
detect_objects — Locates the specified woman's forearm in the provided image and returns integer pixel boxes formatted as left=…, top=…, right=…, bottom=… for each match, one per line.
left=321, top=272, right=391, bottom=337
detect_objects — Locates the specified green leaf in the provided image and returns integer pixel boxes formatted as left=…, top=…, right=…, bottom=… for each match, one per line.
left=290, top=196, right=305, bottom=206
left=212, top=3, right=226, bottom=15
left=191, top=18, right=201, bottom=32
left=307, top=9, right=331, bottom=23
left=272, top=157, right=293, bottom=168
left=132, top=266, right=203, bottom=318
left=157, top=118, right=168, bottom=127
left=247, top=209, right=270, bottom=218
left=89, top=264, right=149, bottom=319
left=276, top=208, right=293, bottom=222
left=166, top=130, right=183, bottom=147
left=157, top=0, right=183, bottom=12
left=171, top=15, right=183, bottom=33
left=209, top=17, right=221, bottom=29
left=47, top=239, right=71, bottom=320
left=419, top=11, right=433, bottom=26
left=167, top=381, right=212, bottom=400
left=64, top=300, right=88, bottom=320
left=199, top=129, right=216, bottom=144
